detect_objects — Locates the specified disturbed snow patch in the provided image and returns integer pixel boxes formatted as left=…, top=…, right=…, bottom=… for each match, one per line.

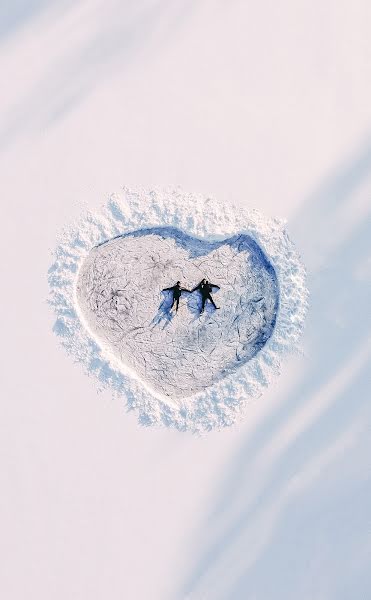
left=76, top=228, right=278, bottom=399
left=48, top=188, right=307, bottom=433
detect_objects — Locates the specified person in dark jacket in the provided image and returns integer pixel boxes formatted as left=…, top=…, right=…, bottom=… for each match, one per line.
left=191, top=279, right=220, bottom=312
left=162, top=281, right=191, bottom=312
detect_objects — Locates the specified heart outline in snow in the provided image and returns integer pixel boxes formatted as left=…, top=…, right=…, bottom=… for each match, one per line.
left=49, top=188, right=308, bottom=433
left=76, top=226, right=279, bottom=401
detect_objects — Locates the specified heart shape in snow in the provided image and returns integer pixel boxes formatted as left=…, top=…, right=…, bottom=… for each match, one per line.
left=76, top=227, right=279, bottom=400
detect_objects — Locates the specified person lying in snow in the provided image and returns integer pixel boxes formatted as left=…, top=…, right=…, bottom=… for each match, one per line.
left=162, top=281, right=191, bottom=312
left=191, top=279, right=220, bottom=312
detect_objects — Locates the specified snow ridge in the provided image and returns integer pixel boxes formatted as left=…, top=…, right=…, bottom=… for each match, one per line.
left=48, top=188, right=308, bottom=433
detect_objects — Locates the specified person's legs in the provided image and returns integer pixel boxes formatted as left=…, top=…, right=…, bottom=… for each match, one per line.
left=200, top=295, right=206, bottom=313
left=175, top=297, right=180, bottom=312
left=207, top=294, right=218, bottom=309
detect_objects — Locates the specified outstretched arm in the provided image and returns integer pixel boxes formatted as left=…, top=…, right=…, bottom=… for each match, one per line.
left=190, top=281, right=202, bottom=293
left=180, top=287, right=191, bottom=293
left=210, top=283, right=220, bottom=290
left=162, top=286, right=174, bottom=292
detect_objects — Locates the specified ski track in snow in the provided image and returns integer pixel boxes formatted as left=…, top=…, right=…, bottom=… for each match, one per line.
left=48, top=188, right=308, bottom=433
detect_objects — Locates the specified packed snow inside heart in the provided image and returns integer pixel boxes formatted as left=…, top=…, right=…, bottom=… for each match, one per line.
left=76, top=227, right=278, bottom=399
left=49, top=187, right=307, bottom=432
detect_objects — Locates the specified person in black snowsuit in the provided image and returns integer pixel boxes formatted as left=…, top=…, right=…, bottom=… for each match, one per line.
left=192, top=279, right=220, bottom=312
left=162, top=281, right=190, bottom=312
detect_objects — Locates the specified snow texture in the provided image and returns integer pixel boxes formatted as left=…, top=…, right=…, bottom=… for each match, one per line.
left=48, top=188, right=307, bottom=433
left=76, top=228, right=278, bottom=399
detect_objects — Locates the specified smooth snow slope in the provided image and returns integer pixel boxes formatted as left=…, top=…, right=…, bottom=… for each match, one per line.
left=76, top=228, right=278, bottom=399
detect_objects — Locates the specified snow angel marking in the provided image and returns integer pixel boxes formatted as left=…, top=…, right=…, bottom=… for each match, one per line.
left=191, top=279, right=220, bottom=312
left=162, top=281, right=191, bottom=312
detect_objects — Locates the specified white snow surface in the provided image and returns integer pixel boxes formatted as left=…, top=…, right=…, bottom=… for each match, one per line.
left=76, top=228, right=278, bottom=400
left=49, top=187, right=307, bottom=432
left=3, top=2, right=371, bottom=598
